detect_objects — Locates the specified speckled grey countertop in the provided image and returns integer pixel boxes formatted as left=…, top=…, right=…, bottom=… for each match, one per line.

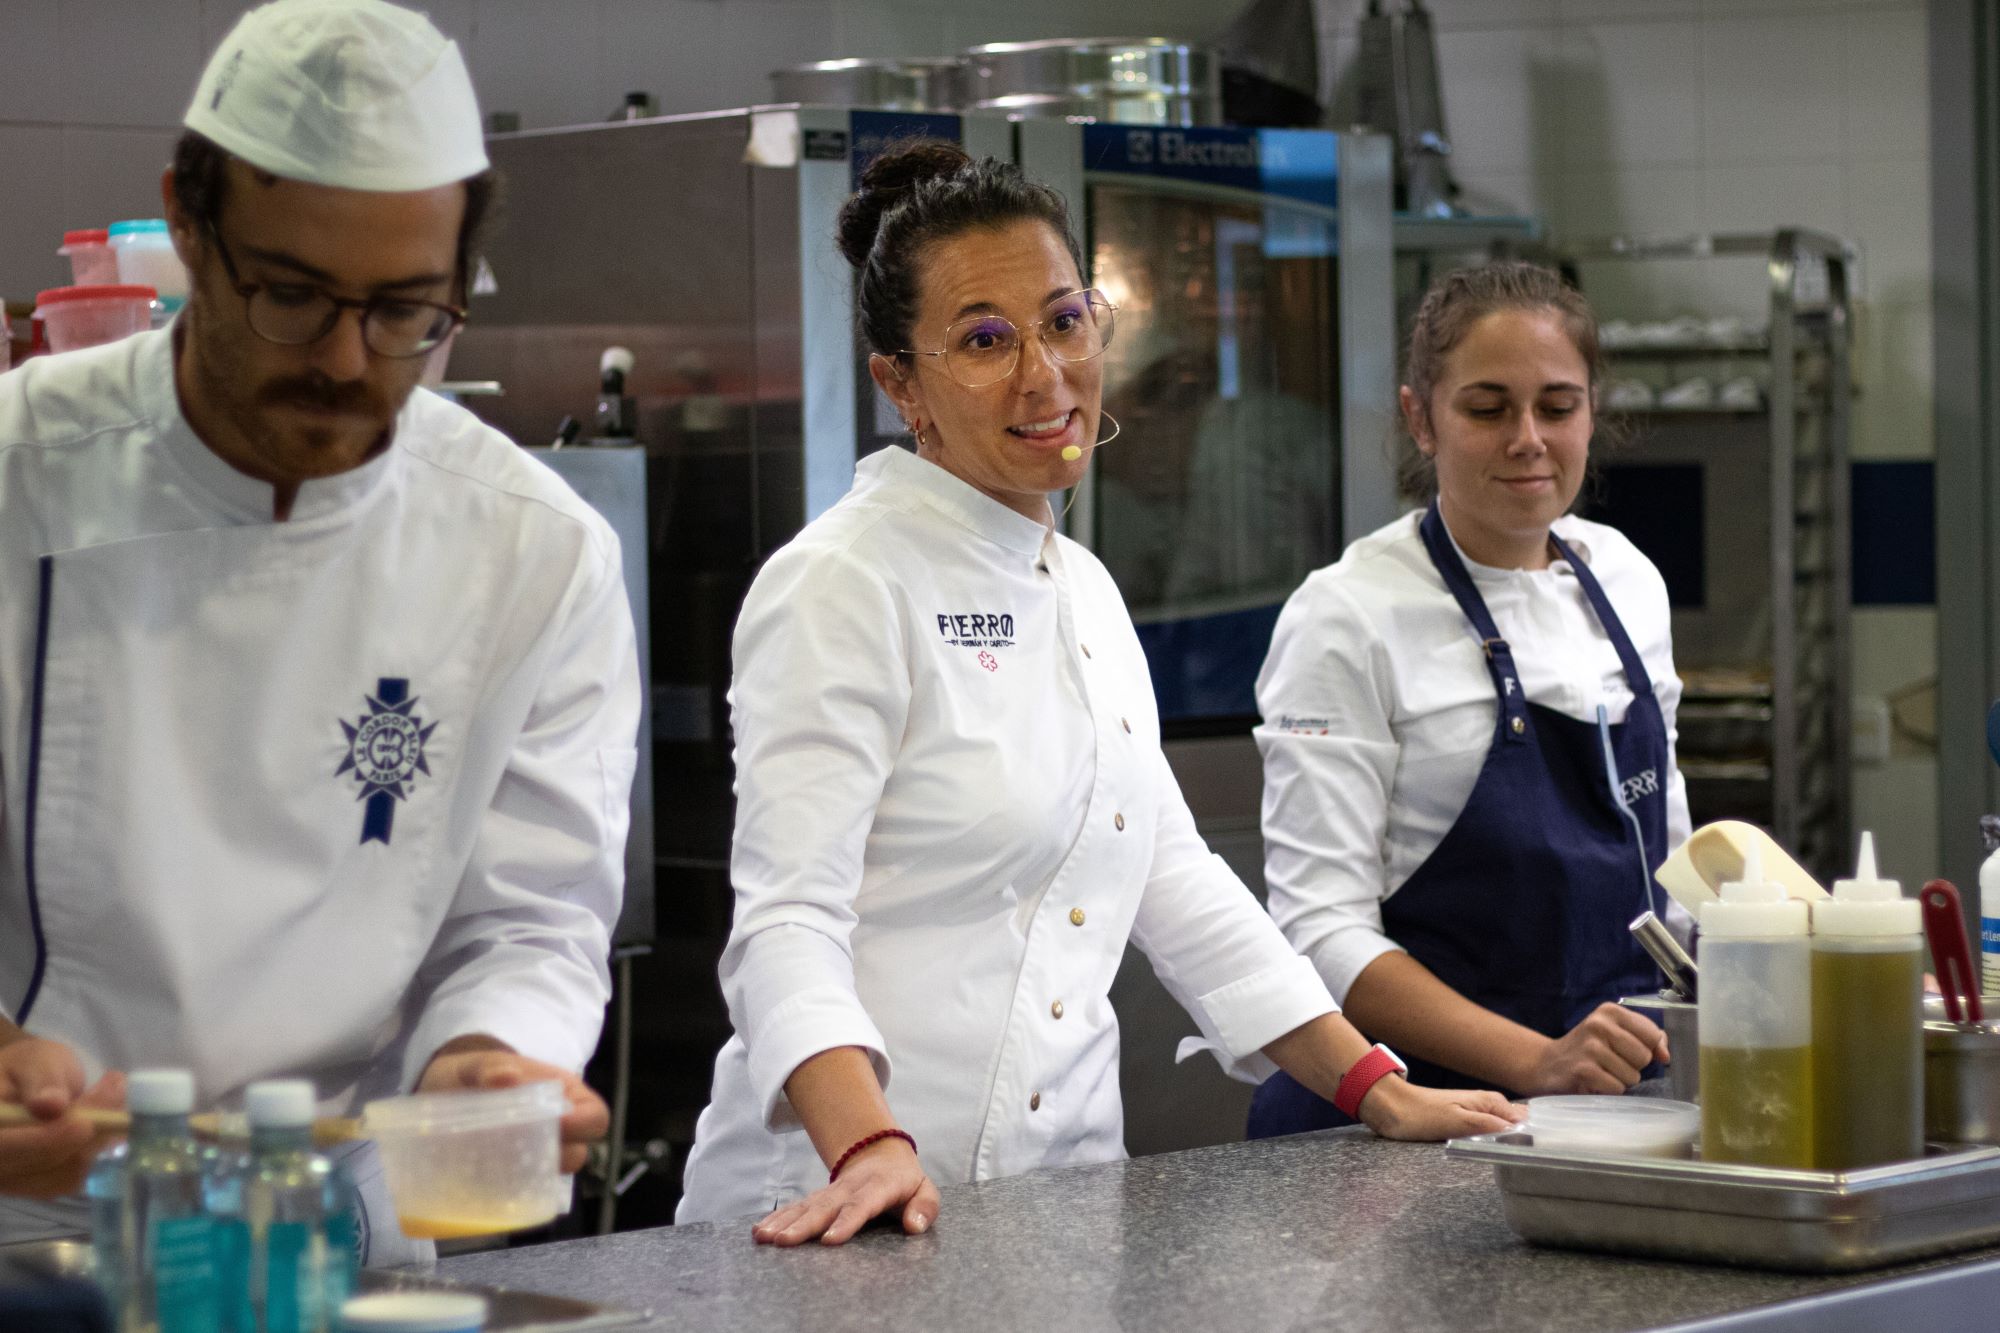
left=438, top=1129, right=2000, bottom=1332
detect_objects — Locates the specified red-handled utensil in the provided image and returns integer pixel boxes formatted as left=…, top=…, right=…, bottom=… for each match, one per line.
left=1922, top=879, right=1984, bottom=1023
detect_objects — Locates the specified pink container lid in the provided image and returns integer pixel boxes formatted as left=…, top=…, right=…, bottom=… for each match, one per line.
left=61, top=229, right=110, bottom=247
left=36, top=284, right=157, bottom=306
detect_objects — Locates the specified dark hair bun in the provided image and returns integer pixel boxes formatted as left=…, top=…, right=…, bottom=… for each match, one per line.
left=835, top=139, right=974, bottom=270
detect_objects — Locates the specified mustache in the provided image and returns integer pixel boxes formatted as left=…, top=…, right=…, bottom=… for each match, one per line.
left=258, top=374, right=384, bottom=416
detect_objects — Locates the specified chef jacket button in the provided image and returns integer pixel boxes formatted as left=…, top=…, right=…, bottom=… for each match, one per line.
left=1070, top=907, right=1086, bottom=927
left=1114, top=812, right=1125, bottom=831
left=1081, top=643, right=1092, bottom=659
left=1030, top=1092, right=1042, bottom=1111
left=1511, top=715, right=1526, bottom=735
left=1051, top=999, right=1065, bottom=1019
left=1121, top=717, right=1131, bottom=734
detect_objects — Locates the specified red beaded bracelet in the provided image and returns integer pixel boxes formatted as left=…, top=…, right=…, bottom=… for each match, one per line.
left=829, top=1128, right=917, bottom=1182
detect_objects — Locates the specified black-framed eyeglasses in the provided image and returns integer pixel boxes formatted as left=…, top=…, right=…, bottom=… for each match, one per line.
left=207, top=223, right=466, bottom=359
left=897, top=288, right=1117, bottom=388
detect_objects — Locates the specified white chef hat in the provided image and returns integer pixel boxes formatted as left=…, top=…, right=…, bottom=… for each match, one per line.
left=183, top=0, right=488, bottom=193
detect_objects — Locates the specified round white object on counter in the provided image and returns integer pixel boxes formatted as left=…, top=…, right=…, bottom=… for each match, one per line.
left=1525, top=1096, right=1700, bottom=1159
left=340, top=1291, right=488, bottom=1332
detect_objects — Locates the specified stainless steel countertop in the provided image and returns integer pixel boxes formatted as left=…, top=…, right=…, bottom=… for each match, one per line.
left=434, top=1127, right=2000, bottom=1331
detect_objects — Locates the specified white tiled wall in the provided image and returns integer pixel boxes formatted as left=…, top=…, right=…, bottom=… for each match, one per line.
left=1317, top=0, right=1934, bottom=871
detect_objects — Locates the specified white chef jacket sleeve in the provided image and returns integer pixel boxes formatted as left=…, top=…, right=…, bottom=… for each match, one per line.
left=399, top=530, right=641, bottom=1087
left=718, top=542, right=904, bottom=1132
left=1253, top=577, right=1408, bottom=1006
left=1133, top=747, right=1337, bottom=1086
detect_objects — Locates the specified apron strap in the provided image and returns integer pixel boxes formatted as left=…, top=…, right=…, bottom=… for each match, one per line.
left=1418, top=502, right=1532, bottom=745
left=1547, top=529, right=1656, bottom=697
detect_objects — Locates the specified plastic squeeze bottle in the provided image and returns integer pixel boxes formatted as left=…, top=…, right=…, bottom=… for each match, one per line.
left=1700, top=841, right=1815, bottom=1167
left=1810, top=832, right=1924, bottom=1169
left=86, top=1068, right=218, bottom=1333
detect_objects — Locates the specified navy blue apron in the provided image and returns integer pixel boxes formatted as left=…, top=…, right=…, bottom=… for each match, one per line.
left=1249, top=503, right=1668, bottom=1135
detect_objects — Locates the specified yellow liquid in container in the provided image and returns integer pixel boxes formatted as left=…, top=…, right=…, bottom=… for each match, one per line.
left=1811, top=943, right=1924, bottom=1170
left=397, top=1208, right=556, bottom=1240
left=1700, top=1044, right=1814, bottom=1167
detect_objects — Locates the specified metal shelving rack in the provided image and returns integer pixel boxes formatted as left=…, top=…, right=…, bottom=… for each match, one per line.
left=1565, top=230, right=1854, bottom=877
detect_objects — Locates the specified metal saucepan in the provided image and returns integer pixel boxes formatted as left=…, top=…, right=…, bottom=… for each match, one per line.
left=1925, top=995, right=2000, bottom=1146
left=1618, top=992, right=1698, bottom=1104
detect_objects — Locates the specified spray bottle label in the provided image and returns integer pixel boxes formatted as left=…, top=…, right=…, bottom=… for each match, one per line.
left=151, top=1214, right=218, bottom=1333
left=263, top=1220, right=313, bottom=1333
left=1984, top=917, right=2000, bottom=993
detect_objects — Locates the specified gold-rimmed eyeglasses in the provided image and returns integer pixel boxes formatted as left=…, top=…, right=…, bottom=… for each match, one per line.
left=896, top=288, right=1117, bottom=388
left=207, top=224, right=466, bottom=359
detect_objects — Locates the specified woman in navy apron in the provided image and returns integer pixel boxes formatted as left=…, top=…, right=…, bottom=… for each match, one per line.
left=1248, top=263, right=1691, bottom=1135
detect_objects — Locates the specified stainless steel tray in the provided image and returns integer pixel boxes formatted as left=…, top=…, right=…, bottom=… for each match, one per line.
left=0, top=1238, right=650, bottom=1330
left=1447, top=1131, right=2000, bottom=1273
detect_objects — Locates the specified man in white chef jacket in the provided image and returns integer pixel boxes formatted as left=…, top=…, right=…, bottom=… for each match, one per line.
left=0, top=1, right=639, bottom=1257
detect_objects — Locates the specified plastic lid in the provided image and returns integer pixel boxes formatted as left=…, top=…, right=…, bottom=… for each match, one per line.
left=1526, top=1095, right=1700, bottom=1144
left=362, top=1081, right=564, bottom=1137
left=245, top=1079, right=316, bottom=1128
left=1816, top=830, right=1920, bottom=937
left=35, top=285, right=158, bottom=307
left=339, top=1292, right=488, bottom=1331
left=107, top=219, right=169, bottom=237
left=1700, top=841, right=1809, bottom=937
left=61, top=229, right=109, bottom=247
left=128, top=1069, right=196, bottom=1116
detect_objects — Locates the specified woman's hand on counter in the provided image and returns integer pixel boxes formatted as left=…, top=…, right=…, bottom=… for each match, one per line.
left=751, top=1136, right=939, bottom=1246
left=1357, top=1078, right=1521, bottom=1142
left=0, top=1029, right=126, bottom=1199
left=1517, top=1003, right=1668, bottom=1097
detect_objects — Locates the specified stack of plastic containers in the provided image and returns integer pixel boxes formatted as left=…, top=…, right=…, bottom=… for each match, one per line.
left=108, top=220, right=189, bottom=316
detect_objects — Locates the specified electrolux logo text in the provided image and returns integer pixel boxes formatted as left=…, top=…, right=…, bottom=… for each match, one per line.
left=1126, top=129, right=1262, bottom=171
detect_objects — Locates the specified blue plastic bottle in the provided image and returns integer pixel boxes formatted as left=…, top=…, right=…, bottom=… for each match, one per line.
left=86, top=1068, right=216, bottom=1333
left=207, top=1080, right=360, bottom=1333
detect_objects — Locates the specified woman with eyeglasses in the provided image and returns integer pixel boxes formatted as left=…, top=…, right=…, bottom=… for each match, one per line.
left=674, top=141, right=1519, bottom=1243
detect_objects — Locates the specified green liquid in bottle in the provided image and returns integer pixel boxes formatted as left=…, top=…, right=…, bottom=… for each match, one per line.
left=1811, top=943, right=1924, bottom=1170
left=1700, top=1045, right=1815, bottom=1168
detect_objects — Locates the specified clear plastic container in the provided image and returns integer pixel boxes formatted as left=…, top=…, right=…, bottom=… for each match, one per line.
left=108, top=219, right=188, bottom=309
left=362, top=1082, right=565, bottom=1240
left=35, top=284, right=157, bottom=353
left=339, top=1291, right=488, bottom=1331
left=1524, top=1096, right=1700, bottom=1158
left=59, top=229, right=118, bottom=285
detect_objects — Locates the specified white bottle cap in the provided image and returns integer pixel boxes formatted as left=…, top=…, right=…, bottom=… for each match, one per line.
left=126, top=1068, right=195, bottom=1116
left=244, top=1079, right=316, bottom=1129
left=1814, top=830, right=1920, bottom=936
left=1700, top=840, right=1809, bottom=937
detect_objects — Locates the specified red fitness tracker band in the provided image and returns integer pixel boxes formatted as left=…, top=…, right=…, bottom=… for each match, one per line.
left=1333, top=1043, right=1408, bottom=1119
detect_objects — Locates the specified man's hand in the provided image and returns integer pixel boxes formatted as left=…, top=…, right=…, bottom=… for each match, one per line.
left=417, top=1037, right=608, bottom=1174
left=0, top=1035, right=126, bottom=1198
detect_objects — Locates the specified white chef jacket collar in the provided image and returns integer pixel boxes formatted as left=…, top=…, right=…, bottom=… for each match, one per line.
left=141, top=323, right=400, bottom=524
left=859, top=445, right=1053, bottom=558
left=1432, top=505, right=1593, bottom=582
